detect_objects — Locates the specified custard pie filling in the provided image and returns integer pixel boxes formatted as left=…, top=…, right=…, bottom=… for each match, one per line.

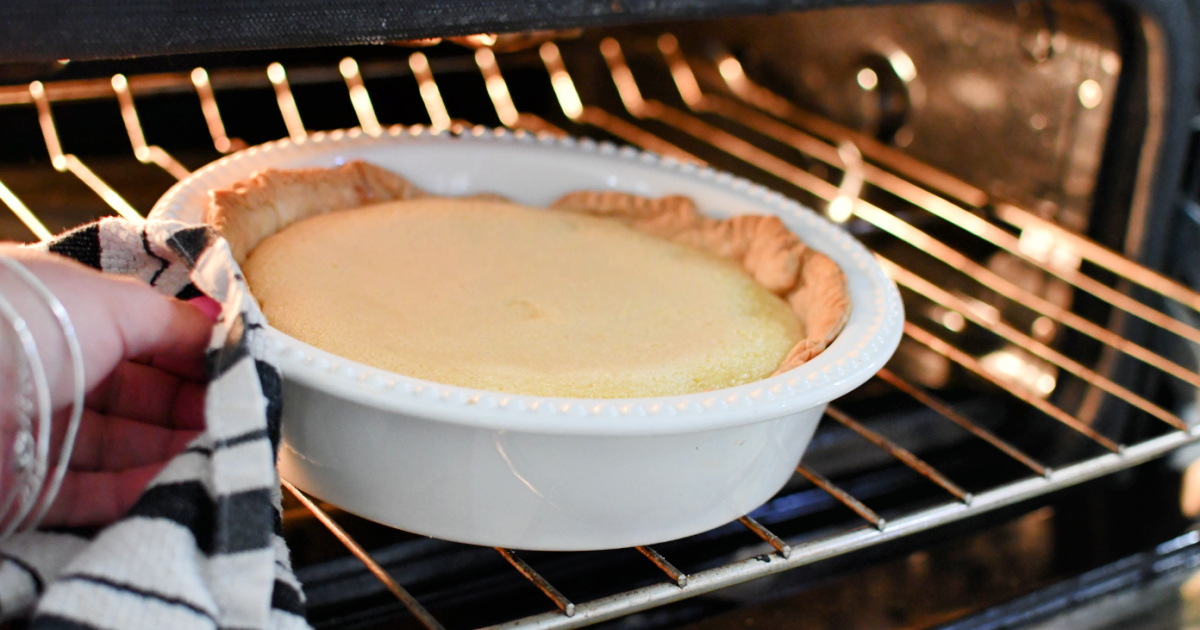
left=209, top=161, right=850, bottom=398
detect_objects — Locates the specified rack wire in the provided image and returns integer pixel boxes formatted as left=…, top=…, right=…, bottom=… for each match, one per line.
left=1, top=31, right=1199, bottom=629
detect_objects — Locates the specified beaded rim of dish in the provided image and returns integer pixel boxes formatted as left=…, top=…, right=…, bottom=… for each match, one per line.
left=152, top=125, right=904, bottom=425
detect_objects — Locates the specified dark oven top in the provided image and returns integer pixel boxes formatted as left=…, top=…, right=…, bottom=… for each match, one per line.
left=7, top=0, right=809, bottom=63
left=0, top=0, right=1196, bottom=68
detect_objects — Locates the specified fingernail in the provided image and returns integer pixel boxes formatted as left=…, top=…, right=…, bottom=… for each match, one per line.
left=187, top=296, right=222, bottom=321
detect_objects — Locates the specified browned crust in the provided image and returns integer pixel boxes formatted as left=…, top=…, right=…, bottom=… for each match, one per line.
left=207, top=161, right=427, bottom=263
left=551, top=191, right=850, bottom=374
left=208, top=160, right=850, bottom=374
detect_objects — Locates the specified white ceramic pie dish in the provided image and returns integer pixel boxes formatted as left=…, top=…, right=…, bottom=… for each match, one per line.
left=151, top=126, right=904, bottom=551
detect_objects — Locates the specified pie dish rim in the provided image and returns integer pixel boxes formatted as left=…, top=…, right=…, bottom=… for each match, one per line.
left=151, top=125, right=905, bottom=436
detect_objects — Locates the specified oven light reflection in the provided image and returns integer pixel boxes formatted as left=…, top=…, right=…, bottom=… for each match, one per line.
left=1018, top=227, right=1082, bottom=271
left=452, top=33, right=499, bottom=48
left=715, top=53, right=755, bottom=99
left=827, top=196, right=854, bottom=222
left=933, top=307, right=966, bottom=333
left=988, top=350, right=1024, bottom=377
left=960, top=295, right=1000, bottom=325
left=408, top=52, right=451, bottom=132
left=887, top=50, right=918, bottom=83
left=830, top=141, right=863, bottom=224
left=475, top=48, right=520, bottom=128
left=856, top=68, right=878, bottom=91
left=339, top=57, right=383, bottom=137
left=266, top=62, right=286, bottom=85
left=981, top=348, right=1057, bottom=397
left=0, top=179, right=50, bottom=241
left=190, top=67, right=236, bottom=153
left=541, top=42, right=584, bottom=120
left=266, top=62, right=307, bottom=143
left=1031, top=315, right=1057, bottom=341
left=1078, top=79, right=1104, bottom=109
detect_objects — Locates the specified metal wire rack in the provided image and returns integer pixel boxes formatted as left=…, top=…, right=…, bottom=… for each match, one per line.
left=1, top=31, right=1200, bottom=629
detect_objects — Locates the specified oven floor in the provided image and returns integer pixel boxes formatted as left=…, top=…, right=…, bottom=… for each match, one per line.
left=943, top=532, right=1200, bottom=630
left=1020, top=567, right=1200, bottom=630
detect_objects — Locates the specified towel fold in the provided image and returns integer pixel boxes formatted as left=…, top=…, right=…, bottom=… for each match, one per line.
left=0, top=217, right=309, bottom=630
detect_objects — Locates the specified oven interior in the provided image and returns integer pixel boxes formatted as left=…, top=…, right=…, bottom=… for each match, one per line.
left=3, top=1, right=1200, bottom=628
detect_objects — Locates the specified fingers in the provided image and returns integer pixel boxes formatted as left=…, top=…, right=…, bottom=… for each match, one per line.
left=68, top=407, right=202, bottom=472
left=86, top=360, right=207, bottom=430
left=0, top=248, right=213, bottom=407
left=104, top=280, right=214, bottom=378
left=38, top=464, right=166, bottom=529
left=41, top=406, right=202, bottom=528
left=0, top=248, right=219, bottom=530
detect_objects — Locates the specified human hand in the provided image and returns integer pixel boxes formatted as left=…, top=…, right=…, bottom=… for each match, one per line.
left=0, top=246, right=215, bottom=529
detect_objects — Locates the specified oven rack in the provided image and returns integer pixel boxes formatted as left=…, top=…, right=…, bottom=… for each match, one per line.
left=2, top=34, right=1200, bottom=629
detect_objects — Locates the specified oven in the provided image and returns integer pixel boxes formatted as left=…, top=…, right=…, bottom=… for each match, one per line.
left=3, top=0, right=1200, bottom=628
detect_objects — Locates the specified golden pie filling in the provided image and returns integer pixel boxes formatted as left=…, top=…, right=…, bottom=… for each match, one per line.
left=243, top=198, right=803, bottom=398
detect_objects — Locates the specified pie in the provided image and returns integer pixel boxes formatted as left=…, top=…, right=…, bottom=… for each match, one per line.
left=207, top=161, right=850, bottom=397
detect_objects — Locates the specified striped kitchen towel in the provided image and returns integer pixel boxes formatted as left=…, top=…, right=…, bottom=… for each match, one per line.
left=0, top=217, right=309, bottom=630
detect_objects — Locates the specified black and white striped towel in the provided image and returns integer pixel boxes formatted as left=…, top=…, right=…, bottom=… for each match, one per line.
left=0, top=217, right=309, bottom=630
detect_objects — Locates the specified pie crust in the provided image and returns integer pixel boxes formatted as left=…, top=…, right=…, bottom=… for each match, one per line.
left=207, top=160, right=850, bottom=379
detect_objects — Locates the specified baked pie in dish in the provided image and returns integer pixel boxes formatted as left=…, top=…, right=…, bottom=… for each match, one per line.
left=208, top=161, right=850, bottom=398
left=151, top=128, right=902, bottom=550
